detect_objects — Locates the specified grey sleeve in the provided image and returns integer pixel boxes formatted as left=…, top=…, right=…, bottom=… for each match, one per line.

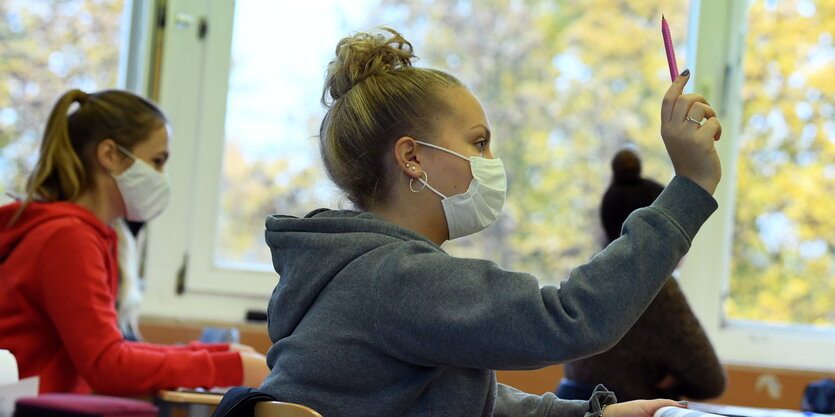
left=373, top=175, right=718, bottom=369
left=493, top=384, right=616, bottom=417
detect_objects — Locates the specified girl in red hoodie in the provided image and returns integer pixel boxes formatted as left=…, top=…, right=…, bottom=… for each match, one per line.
left=0, top=89, right=269, bottom=395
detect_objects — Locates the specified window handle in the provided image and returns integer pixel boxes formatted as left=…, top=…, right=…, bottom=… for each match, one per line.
left=173, top=12, right=196, bottom=30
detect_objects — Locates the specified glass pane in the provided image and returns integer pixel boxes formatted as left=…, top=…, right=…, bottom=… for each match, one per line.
left=216, top=0, right=692, bottom=285
left=383, top=2, right=689, bottom=281
left=0, top=0, right=126, bottom=200
left=729, top=0, right=835, bottom=327
left=216, top=0, right=372, bottom=268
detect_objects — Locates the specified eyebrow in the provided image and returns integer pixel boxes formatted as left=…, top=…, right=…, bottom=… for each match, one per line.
left=471, top=123, right=491, bottom=140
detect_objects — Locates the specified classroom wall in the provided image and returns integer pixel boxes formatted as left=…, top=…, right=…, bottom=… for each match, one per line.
left=139, top=316, right=833, bottom=410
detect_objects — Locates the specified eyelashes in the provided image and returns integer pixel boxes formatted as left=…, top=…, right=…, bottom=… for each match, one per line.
left=475, top=138, right=488, bottom=155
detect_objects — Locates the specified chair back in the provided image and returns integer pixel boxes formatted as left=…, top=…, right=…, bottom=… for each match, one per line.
left=254, top=401, right=322, bottom=417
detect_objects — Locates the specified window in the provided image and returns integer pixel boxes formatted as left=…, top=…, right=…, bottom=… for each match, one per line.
left=208, top=0, right=692, bottom=286
left=729, top=0, right=834, bottom=328
left=148, top=0, right=835, bottom=370
left=214, top=0, right=368, bottom=269
left=674, top=0, right=835, bottom=371
left=0, top=0, right=128, bottom=201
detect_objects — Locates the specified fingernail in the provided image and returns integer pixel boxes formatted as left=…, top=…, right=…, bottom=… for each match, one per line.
left=680, top=69, right=690, bottom=77
left=678, top=401, right=689, bottom=406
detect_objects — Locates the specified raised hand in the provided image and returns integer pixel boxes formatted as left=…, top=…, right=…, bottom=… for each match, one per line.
left=660, top=70, right=722, bottom=195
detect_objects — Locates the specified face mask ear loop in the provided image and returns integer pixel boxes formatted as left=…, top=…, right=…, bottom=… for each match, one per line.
left=115, top=144, right=138, bottom=161
left=414, top=140, right=471, bottom=162
left=110, top=144, right=139, bottom=179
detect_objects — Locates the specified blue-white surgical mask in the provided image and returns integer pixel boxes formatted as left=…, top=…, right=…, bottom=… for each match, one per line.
left=412, top=140, right=507, bottom=240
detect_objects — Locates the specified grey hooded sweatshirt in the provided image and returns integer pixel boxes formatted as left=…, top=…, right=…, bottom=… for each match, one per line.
left=260, top=175, right=717, bottom=417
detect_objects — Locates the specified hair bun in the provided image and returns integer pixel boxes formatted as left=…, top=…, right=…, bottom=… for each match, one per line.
left=611, top=149, right=642, bottom=185
left=323, top=27, right=416, bottom=104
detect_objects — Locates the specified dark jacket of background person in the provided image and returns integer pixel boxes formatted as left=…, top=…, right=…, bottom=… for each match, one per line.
left=558, top=149, right=727, bottom=402
left=259, top=175, right=717, bottom=417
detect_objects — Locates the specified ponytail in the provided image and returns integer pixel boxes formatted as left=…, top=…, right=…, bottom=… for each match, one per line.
left=9, top=90, right=88, bottom=226
left=27, top=89, right=89, bottom=202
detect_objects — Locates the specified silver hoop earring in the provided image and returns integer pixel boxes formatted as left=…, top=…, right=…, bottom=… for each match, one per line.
left=409, top=171, right=428, bottom=193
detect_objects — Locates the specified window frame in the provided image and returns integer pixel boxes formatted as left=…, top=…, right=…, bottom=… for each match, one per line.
left=141, top=0, right=276, bottom=321
left=678, top=0, right=835, bottom=371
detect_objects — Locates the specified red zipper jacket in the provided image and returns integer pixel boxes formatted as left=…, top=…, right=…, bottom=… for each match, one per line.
left=0, top=201, right=243, bottom=395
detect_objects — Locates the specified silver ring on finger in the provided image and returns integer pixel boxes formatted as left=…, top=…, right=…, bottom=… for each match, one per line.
left=685, top=116, right=703, bottom=126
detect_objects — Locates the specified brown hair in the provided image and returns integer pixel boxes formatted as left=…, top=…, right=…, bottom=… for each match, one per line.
left=11, top=89, right=166, bottom=224
left=320, top=27, right=462, bottom=210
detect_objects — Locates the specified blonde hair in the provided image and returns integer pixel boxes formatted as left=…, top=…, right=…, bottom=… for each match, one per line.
left=320, top=27, right=462, bottom=210
left=10, top=89, right=166, bottom=224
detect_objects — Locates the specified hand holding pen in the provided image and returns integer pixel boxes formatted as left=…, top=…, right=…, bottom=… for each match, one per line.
left=659, top=15, right=722, bottom=195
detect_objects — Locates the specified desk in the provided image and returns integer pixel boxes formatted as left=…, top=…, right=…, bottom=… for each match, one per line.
left=156, top=390, right=223, bottom=417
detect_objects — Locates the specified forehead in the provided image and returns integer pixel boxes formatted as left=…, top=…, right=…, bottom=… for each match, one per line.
left=133, top=126, right=168, bottom=155
left=138, top=125, right=169, bottom=150
left=439, top=87, right=489, bottom=130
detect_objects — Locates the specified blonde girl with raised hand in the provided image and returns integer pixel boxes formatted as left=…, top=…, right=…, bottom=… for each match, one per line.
left=260, top=28, right=721, bottom=417
left=0, top=89, right=270, bottom=395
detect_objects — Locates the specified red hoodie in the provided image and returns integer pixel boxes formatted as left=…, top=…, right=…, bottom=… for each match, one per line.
left=0, top=201, right=243, bottom=395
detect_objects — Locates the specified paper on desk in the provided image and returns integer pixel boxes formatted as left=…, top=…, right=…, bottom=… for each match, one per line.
left=0, top=376, right=39, bottom=417
left=690, top=402, right=833, bottom=417
left=0, top=350, right=18, bottom=385
left=655, top=406, right=723, bottom=417
left=175, top=386, right=231, bottom=395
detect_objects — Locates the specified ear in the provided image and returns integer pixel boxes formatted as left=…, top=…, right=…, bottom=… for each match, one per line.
left=96, top=138, right=128, bottom=174
left=393, top=136, right=423, bottom=179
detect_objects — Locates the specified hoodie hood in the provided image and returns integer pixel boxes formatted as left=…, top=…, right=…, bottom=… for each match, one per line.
left=263, top=208, right=438, bottom=343
left=0, top=201, right=111, bottom=261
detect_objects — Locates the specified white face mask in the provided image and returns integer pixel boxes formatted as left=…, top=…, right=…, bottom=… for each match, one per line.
left=412, top=140, right=507, bottom=240
left=112, top=145, right=171, bottom=222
